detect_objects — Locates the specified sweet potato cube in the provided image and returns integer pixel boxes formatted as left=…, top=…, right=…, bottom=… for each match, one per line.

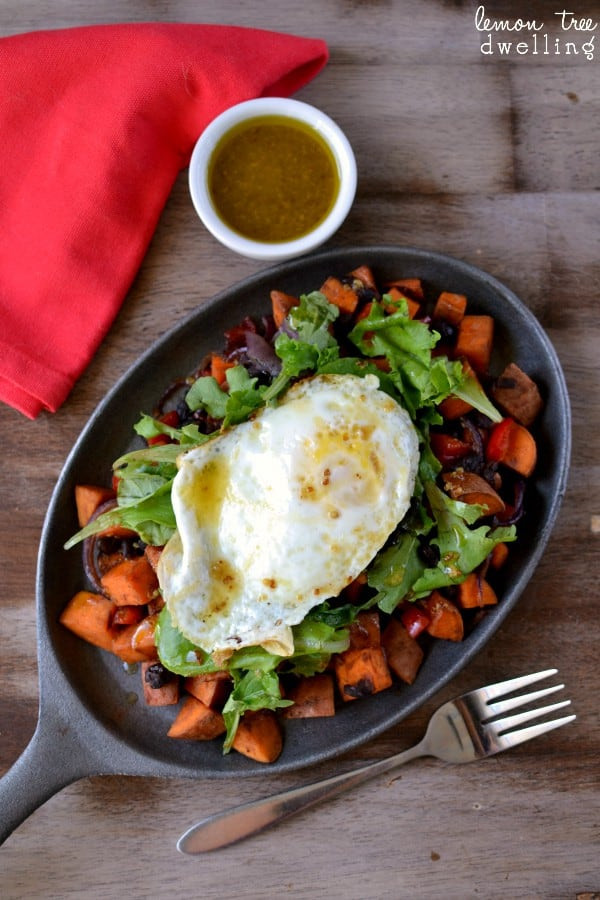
left=386, top=286, right=420, bottom=319
left=421, top=591, right=464, bottom=642
left=442, top=470, right=505, bottom=517
left=456, top=573, right=498, bottom=609
left=60, top=590, right=116, bottom=652
left=433, top=291, right=467, bottom=326
left=282, top=673, right=335, bottom=718
left=100, top=555, right=159, bottom=606
left=167, top=696, right=226, bottom=740
left=184, top=672, right=232, bottom=710
left=141, top=662, right=180, bottom=706
left=334, top=647, right=393, bottom=701
left=111, top=623, right=157, bottom=663
left=319, top=276, right=359, bottom=315
left=350, top=265, right=378, bottom=291
left=130, top=613, right=159, bottom=657
left=75, top=484, right=116, bottom=527
left=455, top=315, right=494, bottom=374
left=270, top=289, right=299, bottom=327
left=381, top=619, right=424, bottom=685
left=491, top=363, right=543, bottom=427
left=232, top=710, right=283, bottom=763
left=490, top=542, right=509, bottom=569
left=386, top=277, right=425, bottom=300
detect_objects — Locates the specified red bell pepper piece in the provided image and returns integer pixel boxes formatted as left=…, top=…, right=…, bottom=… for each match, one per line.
left=485, top=417, right=537, bottom=477
left=400, top=605, right=431, bottom=639
left=430, top=432, right=471, bottom=467
left=147, top=410, right=180, bottom=446
left=485, top=417, right=513, bottom=462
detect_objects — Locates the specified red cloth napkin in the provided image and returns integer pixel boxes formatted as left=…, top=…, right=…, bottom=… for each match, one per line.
left=0, top=24, right=328, bottom=418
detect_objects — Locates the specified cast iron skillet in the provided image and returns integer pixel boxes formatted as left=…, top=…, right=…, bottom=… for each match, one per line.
left=0, top=246, right=571, bottom=845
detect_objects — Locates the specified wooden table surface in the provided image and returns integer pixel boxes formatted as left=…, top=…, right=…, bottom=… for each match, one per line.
left=1, top=2, right=598, bottom=898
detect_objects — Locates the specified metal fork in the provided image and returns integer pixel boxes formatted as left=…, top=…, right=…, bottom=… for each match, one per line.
left=177, top=668, right=574, bottom=854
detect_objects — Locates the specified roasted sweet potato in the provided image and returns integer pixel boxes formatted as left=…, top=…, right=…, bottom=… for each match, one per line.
left=421, top=591, right=464, bottom=642
left=111, top=623, right=156, bottom=663
left=141, top=662, right=180, bottom=706
left=270, top=289, right=299, bottom=327
left=433, top=291, right=467, bottom=326
left=456, top=573, right=498, bottom=609
left=100, top=555, right=159, bottom=606
left=386, top=285, right=420, bottom=319
left=334, top=647, right=393, bottom=701
left=381, top=618, right=424, bottom=685
left=319, top=275, right=359, bottom=315
left=491, top=362, right=543, bottom=427
left=184, top=672, right=232, bottom=710
left=490, top=541, right=509, bottom=569
left=111, top=605, right=145, bottom=627
left=210, top=353, right=235, bottom=386
left=232, top=709, right=283, bottom=763
left=60, top=590, right=116, bottom=652
left=74, top=484, right=116, bottom=527
left=130, top=613, right=159, bottom=657
left=386, top=277, right=425, bottom=300
left=442, top=469, right=505, bottom=517
left=350, top=264, right=378, bottom=291
left=167, top=696, right=226, bottom=740
left=455, top=314, right=494, bottom=374
left=282, top=673, right=335, bottom=718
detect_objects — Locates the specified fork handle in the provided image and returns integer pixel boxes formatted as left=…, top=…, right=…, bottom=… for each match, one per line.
left=177, top=740, right=427, bottom=854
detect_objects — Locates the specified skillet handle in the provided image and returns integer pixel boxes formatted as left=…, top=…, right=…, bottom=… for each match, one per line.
left=0, top=712, right=95, bottom=846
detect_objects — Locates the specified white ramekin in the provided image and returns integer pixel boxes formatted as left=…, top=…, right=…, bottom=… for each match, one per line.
left=188, top=97, right=357, bottom=262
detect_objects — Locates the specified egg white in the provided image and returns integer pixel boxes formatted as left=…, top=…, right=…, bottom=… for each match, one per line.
left=157, top=373, right=419, bottom=658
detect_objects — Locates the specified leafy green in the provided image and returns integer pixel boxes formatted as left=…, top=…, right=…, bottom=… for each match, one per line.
left=65, top=281, right=523, bottom=755
left=154, top=606, right=218, bottom=676
left=348, top=296, right=502, bottom=422
left=185, top=365, right=267, bottom=428
left=155, top=604, right=350, bottom=750
left=262, top=291, right=340, bottom=401
left=133, top=414, right=207, bottom=446
left=222, top=670, right=293, bottom=752
left=450, top=373, right=503, bottom=424
left=63, top=478, right=178, bottom=549
left=368, top=481, right=516, bottom=610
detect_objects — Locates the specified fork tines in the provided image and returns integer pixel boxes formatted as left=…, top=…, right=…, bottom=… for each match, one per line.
left=478, top=668, right=575, bottom=747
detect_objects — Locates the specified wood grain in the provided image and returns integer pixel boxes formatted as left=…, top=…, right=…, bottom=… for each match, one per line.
left=1, top=2, right=598, bottom=898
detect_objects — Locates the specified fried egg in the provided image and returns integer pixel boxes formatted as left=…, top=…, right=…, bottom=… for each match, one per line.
left=157, top=373, right=419, bottom=658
